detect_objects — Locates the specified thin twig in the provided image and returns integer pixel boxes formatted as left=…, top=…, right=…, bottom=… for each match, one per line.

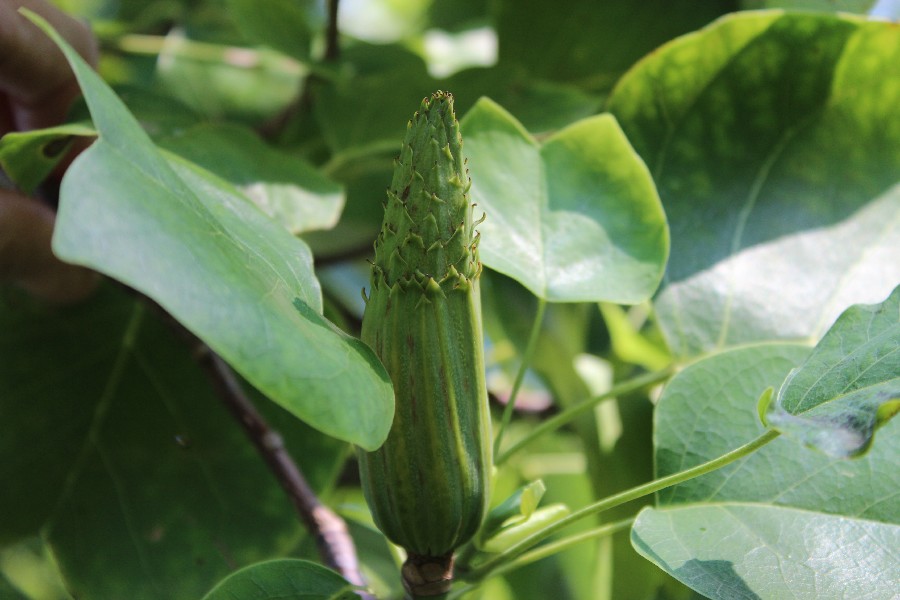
left=121, top=286, right=373, bottom=597
left=260, top=0, right=342, bottom=139
left=198, top=349, right=372, bottom=596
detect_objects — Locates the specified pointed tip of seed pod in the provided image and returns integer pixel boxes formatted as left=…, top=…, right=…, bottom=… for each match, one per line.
left=424, top=276, right=445, bottom=299
left=402, top=553, right=454, bottom=597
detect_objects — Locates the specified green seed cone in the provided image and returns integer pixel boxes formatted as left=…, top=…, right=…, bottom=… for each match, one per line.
left=358, top=91, right=491, bottom=597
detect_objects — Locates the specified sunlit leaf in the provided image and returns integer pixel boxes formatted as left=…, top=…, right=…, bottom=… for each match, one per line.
left=768, top=285, right=900, bottom=457
left=609, top=11, right=900, bottom=356
left=634, top=343, right=900, bottom=598
left=461, top=98, right=668, bottom=303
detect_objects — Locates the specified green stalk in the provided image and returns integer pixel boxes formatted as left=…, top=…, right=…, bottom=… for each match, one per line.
left=450, top=518, right=634, bottom=597
left=493, top=297, right=547, bottom=458
left=465, top=429, right=781, bottom=580
left=496, top=367, right=675, bottom=465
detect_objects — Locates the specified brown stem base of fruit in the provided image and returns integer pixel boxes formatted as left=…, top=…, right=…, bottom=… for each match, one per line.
left=402, top=553, right=454, bottom=597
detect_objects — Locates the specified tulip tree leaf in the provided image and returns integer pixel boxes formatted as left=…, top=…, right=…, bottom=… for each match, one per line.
left=202, top=559, right=358, bottom=600
left=633, top=505, right=899, bottom=600
left=740, top=0, right=879, bottom=13
left=461, top=98, right=668, bottom=303
left=153, top=33, right=303, bottom=122
left=767, top=285, right=900, bottom=457
left=158, top=123, right=345, bottom=234
left=494, top=0, right=736, bottom=91
left=632, top=343, right=900, bottom=599
left=26, top=11, right=393, bottom=451
left=0, top=121, right=345, bottom=237
left=0, top=123, right=95, bottom=193
left=445, top=68, right=603, bottom=134
left=608, top=11, right=900, bottom=357
left=0, top=286, right=347, bottom=599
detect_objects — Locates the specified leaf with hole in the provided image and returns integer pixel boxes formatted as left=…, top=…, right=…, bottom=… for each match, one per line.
left=632, top=343, right=900, bottom=599
left=767, top=285, right=900, bottom=457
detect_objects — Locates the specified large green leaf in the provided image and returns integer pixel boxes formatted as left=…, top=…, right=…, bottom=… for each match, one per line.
left=741, top=0, right=879, bottom=12
left=28, top=12, right=392, bottom=450
left=158, top=123, right=345, bottom=234
left=767, top=285, right=900, bottom=457
left=633, top=505, right=899, bottom=600
left=202, top=559, right=357, bottom=600
left=494, top=0, right=736, bottom=91
left=460, top=98, right=668, bottom=304
left=633, top=343, right=900, bottom=598
left=608, top=11, right=900, bottom=357
left=0, top=286, right=347, bottom=599
left=0, top=122, right=344, bottom=236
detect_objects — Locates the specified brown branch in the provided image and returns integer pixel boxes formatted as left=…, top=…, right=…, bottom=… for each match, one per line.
left=196, top=349, right=373, bottom=597
left=259, top=0, right=341, bottom=139
left=120, top=286, right=374, bottom=597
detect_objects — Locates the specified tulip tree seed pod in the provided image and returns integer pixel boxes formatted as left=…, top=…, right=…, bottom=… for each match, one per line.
left=358, top=91, right=491, bottom=598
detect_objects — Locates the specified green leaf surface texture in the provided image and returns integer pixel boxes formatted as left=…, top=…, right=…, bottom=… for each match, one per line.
left=0, top=287, right=347, bottom=599
left=27, top=12, right=392, bottom=450
left=741, top=0, right=880, bottom=12
left=608, top=11, right=900, bottom=356
left=634, top=343, right=900, bottom=598
left=768, top=285, right=900, bottom=457
left=202, top=559, right=357, bottom=600
left=495, top=0, right=737, bottom=90
left=460, top=98, right=668, bottom=303
left=633, top=504, right=898, bottom=600
left=158, top=122, right=345, bottom=234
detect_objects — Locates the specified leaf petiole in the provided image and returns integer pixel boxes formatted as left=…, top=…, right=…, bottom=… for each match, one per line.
left=451, top=518, right=634, bottom=596
left=495, top=366, right=675, bottom=465
left=493, top=297, right=547, bottom=458
left=466, top=429, right=781, bottom=580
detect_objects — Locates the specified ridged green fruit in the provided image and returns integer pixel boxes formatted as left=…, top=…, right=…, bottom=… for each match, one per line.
left=358, top=91, right=491, bottom=597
